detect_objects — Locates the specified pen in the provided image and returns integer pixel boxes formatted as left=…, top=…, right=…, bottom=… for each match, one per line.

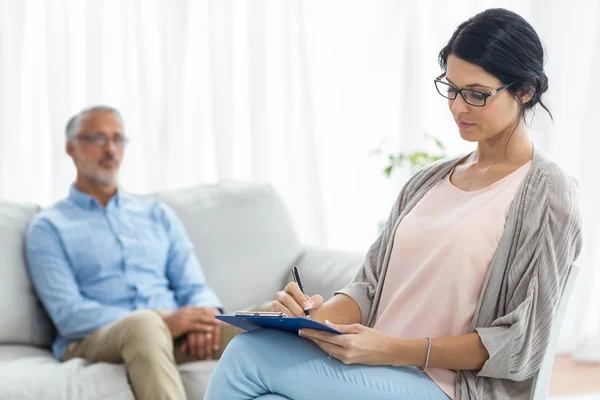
left=291, top=265, right=311, bottom=318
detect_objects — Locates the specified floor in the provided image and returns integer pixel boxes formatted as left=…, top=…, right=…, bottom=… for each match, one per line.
left=548, top=355, right=600, bottom=399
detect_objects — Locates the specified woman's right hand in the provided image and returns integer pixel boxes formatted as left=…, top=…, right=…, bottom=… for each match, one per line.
left=272, top=282, right=324, bottom=320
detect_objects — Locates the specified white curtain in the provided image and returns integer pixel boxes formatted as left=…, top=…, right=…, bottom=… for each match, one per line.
left=1, top=0, right=598, bottom=362
left=0, top=0, right=327, bottom=245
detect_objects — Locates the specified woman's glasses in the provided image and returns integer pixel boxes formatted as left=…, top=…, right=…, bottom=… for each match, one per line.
left=434, top=72, right=514, bottom=107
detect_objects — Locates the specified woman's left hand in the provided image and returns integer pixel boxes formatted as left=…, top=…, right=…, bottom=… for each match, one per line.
left=298, top=321, right=398, bottom=366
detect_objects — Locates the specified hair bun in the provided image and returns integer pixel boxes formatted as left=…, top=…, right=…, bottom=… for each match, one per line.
left=538, top=72, right=549, bottom=96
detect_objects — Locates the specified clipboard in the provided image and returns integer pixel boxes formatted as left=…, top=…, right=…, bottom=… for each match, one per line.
left=216, top=311, right=343, bottom=335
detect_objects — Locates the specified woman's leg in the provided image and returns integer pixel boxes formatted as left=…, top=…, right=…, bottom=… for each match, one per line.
left=205, top=329, right=449, bottom=400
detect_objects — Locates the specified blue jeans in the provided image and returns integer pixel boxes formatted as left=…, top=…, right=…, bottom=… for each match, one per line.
left=205, top=329, right=450, bottom=400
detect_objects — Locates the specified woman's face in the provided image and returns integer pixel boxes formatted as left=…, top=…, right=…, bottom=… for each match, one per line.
left=445, top=54, right=524, bottom=142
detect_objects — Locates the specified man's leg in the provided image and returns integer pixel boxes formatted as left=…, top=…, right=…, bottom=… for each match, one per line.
left=63, top=310, right=186, bottom=400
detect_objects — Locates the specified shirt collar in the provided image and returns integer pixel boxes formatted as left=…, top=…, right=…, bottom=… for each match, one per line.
left=68, top=184, right=123, bottom=210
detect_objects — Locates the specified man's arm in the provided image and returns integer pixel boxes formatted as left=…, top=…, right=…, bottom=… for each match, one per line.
left=26, top=218, right=130, bottom=340
left=160, top=205, right=222, bottom=310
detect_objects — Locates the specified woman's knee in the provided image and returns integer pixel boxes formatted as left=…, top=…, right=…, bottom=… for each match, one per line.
left=220, top=331, right=253, bottom=358
left=226, top=329, right=286, bottom=350
left=219, top=329, right=306, bottom=369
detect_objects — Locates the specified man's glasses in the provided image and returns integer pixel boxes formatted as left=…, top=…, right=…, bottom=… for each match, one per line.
left=76, top=133, right=129, bottom=148
left=434, top=72, right=514, bottom=107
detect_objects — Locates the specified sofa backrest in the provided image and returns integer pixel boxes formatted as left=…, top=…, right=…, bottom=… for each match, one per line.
left=0, top=182, right=302, bottom=347
left=149, top=182, right=302, bottom=312
left=0, top=201, right=55, bottom=347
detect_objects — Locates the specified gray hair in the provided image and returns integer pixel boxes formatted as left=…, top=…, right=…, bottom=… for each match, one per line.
left=65, top=105, right=124, bottom=142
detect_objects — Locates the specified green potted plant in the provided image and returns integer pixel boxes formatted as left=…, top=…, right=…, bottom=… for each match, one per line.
left=372, top=133, right=447, bottom=178
left=372, top=134, right=447, bottom=233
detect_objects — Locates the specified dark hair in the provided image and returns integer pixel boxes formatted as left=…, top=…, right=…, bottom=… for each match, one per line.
left=438, top=8, right=551, bottom=123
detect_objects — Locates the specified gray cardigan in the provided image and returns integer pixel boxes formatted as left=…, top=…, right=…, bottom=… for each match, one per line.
left=336, top=146, right=583, bottom=400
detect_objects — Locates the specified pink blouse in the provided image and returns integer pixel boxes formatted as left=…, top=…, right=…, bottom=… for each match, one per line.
left=373, top=161, right=531, bottom=399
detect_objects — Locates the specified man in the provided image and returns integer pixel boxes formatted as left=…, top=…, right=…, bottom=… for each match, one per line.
left=26, top=105, right=237, bottom=400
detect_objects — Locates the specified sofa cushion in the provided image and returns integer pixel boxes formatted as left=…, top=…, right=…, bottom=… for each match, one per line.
left=152, top=182, right=303, bottom=313
left=0, top=202, right=55, bottom=347
left=0, top=345, right=217, bottom=400
left=179, top=360, right=219, bottom=399
left=0, top=345, right=134, bottom=400
left=0, top=344, right=53, bottom=363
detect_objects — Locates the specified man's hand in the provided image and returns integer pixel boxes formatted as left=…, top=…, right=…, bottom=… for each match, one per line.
left=162, top=306, right=221, bottom=339
left=180, top=324, right=222, bottom=360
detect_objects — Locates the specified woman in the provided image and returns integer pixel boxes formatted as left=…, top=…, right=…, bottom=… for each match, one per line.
left=205, top=8, right=582, bottom=400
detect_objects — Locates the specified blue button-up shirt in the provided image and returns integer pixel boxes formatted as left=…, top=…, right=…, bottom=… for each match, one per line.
left=26, top=185, right=222, bottom=360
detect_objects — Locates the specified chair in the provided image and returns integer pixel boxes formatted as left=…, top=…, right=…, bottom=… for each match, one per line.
left=530, top=264, right=580, bottom=400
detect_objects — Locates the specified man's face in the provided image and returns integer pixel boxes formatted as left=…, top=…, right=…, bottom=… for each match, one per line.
left=66, top=111, right=126, bottom=186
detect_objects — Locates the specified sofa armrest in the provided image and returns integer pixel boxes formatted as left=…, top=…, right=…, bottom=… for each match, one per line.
left=285, top=246, right=365, bottom=301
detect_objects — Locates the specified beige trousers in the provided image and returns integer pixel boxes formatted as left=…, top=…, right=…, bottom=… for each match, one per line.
left=62, top=305, right=268, bottom=400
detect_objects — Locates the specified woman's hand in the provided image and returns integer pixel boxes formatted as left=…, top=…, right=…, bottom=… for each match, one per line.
left=299, top=321, right=399, bottom=366
left=272, top=282, right=324, bottom=320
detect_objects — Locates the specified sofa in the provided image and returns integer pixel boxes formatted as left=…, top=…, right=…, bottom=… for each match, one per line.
left=0, top=182, right=364, bottom=400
